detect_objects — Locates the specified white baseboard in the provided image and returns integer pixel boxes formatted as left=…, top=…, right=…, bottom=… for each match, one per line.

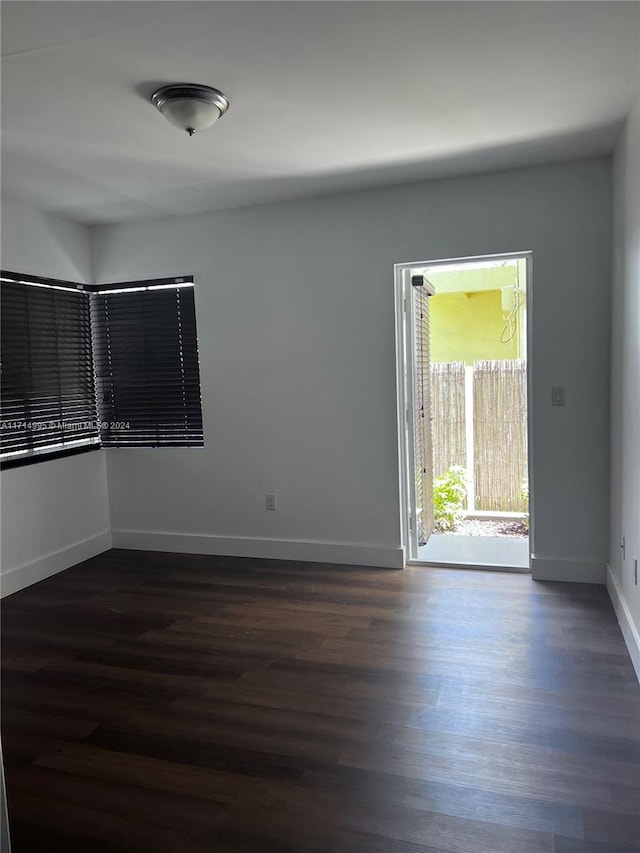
left=531, top=555, right=606, bottom=584
left=111, top=529, right=405, bottom=569
left=607, top=562, right=640, bottom=682
left=0, top=530, right=112, bottom=598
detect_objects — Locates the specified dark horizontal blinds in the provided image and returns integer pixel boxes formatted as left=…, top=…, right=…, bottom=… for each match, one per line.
left=0, top=277, right=100, bottom=464
left=91, top=284, right=203, bottom=447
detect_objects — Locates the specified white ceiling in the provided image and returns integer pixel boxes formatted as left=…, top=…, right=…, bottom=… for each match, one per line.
left=2, top=1, right=639, bottom=225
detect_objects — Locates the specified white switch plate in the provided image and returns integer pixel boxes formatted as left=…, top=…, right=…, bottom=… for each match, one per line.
left=551, top=386, right=565, bottom=406
left=265, top=493, right=277, bottom=511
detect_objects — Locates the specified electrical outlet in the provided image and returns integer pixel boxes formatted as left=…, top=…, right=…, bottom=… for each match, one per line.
left=551, top=386, right=565, bottom=407
left=265, top=493, right=277, bottom=511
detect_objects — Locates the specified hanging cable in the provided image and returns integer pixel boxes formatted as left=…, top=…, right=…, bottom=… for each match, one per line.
left=500, top=263, right=524, bottom=344
left=500, top=287, right=522, bottom=343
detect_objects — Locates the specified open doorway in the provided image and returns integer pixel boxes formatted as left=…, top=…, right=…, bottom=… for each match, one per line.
left=396, top=253, right=532, bottom=571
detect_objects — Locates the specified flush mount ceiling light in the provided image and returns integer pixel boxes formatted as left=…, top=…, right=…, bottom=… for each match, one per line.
left=151, top=84, right=230, bottom=137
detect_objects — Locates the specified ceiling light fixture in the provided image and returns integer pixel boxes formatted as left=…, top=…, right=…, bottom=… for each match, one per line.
left=151, top=84, right=230, bottom=137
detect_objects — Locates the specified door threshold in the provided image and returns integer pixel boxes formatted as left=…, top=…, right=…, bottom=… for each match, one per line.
left=408, top=559, right=531, bottom=574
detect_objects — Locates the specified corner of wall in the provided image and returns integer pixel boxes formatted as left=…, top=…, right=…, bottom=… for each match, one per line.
left=1, top=530, right=112, bottom=599
left=607, top=75, right=640, bottom=678
left=607, top=563, right=640, bottom=681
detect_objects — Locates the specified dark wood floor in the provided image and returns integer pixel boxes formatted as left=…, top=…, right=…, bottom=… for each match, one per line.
left=1, top=550, right=639, bottom=852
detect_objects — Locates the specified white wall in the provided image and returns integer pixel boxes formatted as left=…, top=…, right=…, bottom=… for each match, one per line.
left=1, top=198, right=93, bottom=284
left=0, top=199, right=111, bottom=596
left=91, top=158, right=612, bottom=579
left=608, top=86, right=640, bottom=677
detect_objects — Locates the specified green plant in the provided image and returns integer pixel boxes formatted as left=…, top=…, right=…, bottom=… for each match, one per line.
left=521, top=477, right=529, bottom=533
left=433, top=466, right=467, bottom=531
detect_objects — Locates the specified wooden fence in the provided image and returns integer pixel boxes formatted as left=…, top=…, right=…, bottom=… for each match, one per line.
left=431, top=362, right=466, bottom=479
left=431, top=359, right=528, bottom=512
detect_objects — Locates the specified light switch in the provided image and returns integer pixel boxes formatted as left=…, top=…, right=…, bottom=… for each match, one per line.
left=551, top=386, right=565, bottom=407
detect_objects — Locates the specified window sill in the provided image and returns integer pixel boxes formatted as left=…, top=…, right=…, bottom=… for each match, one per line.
left=0, top=443, right=103, bottom=471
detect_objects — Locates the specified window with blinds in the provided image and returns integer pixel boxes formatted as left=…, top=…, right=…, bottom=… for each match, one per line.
left=0, top=272, right=100, bottom=467
left=0, top=272, right=204, bottom=467
left=90, top=277, right=204, bottom=447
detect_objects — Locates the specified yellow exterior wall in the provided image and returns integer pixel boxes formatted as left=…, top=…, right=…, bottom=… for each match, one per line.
left=430, top=289, right=521, bottom=364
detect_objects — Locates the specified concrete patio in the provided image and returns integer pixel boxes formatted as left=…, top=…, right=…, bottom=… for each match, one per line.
left=419, top=533, right=530, bottom=571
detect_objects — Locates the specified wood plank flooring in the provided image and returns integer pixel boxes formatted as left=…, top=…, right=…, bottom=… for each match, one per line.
left=2, top=549, right=639, bottom=852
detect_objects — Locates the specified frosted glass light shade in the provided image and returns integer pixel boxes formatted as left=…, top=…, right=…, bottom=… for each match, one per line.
left=151, top=85, right=230, bottom=136
left=160, top=98, right=221, bottom=133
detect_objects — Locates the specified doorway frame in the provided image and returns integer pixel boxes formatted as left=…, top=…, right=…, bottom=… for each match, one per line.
left=394, top=251, right=534, bottom=568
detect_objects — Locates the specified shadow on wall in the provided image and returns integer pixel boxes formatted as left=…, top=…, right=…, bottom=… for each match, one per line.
left=0, top=198, right=92, bottom=283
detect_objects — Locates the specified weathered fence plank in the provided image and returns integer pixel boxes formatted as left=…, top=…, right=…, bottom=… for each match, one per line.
left=431, top=362, right=466, bottom=479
